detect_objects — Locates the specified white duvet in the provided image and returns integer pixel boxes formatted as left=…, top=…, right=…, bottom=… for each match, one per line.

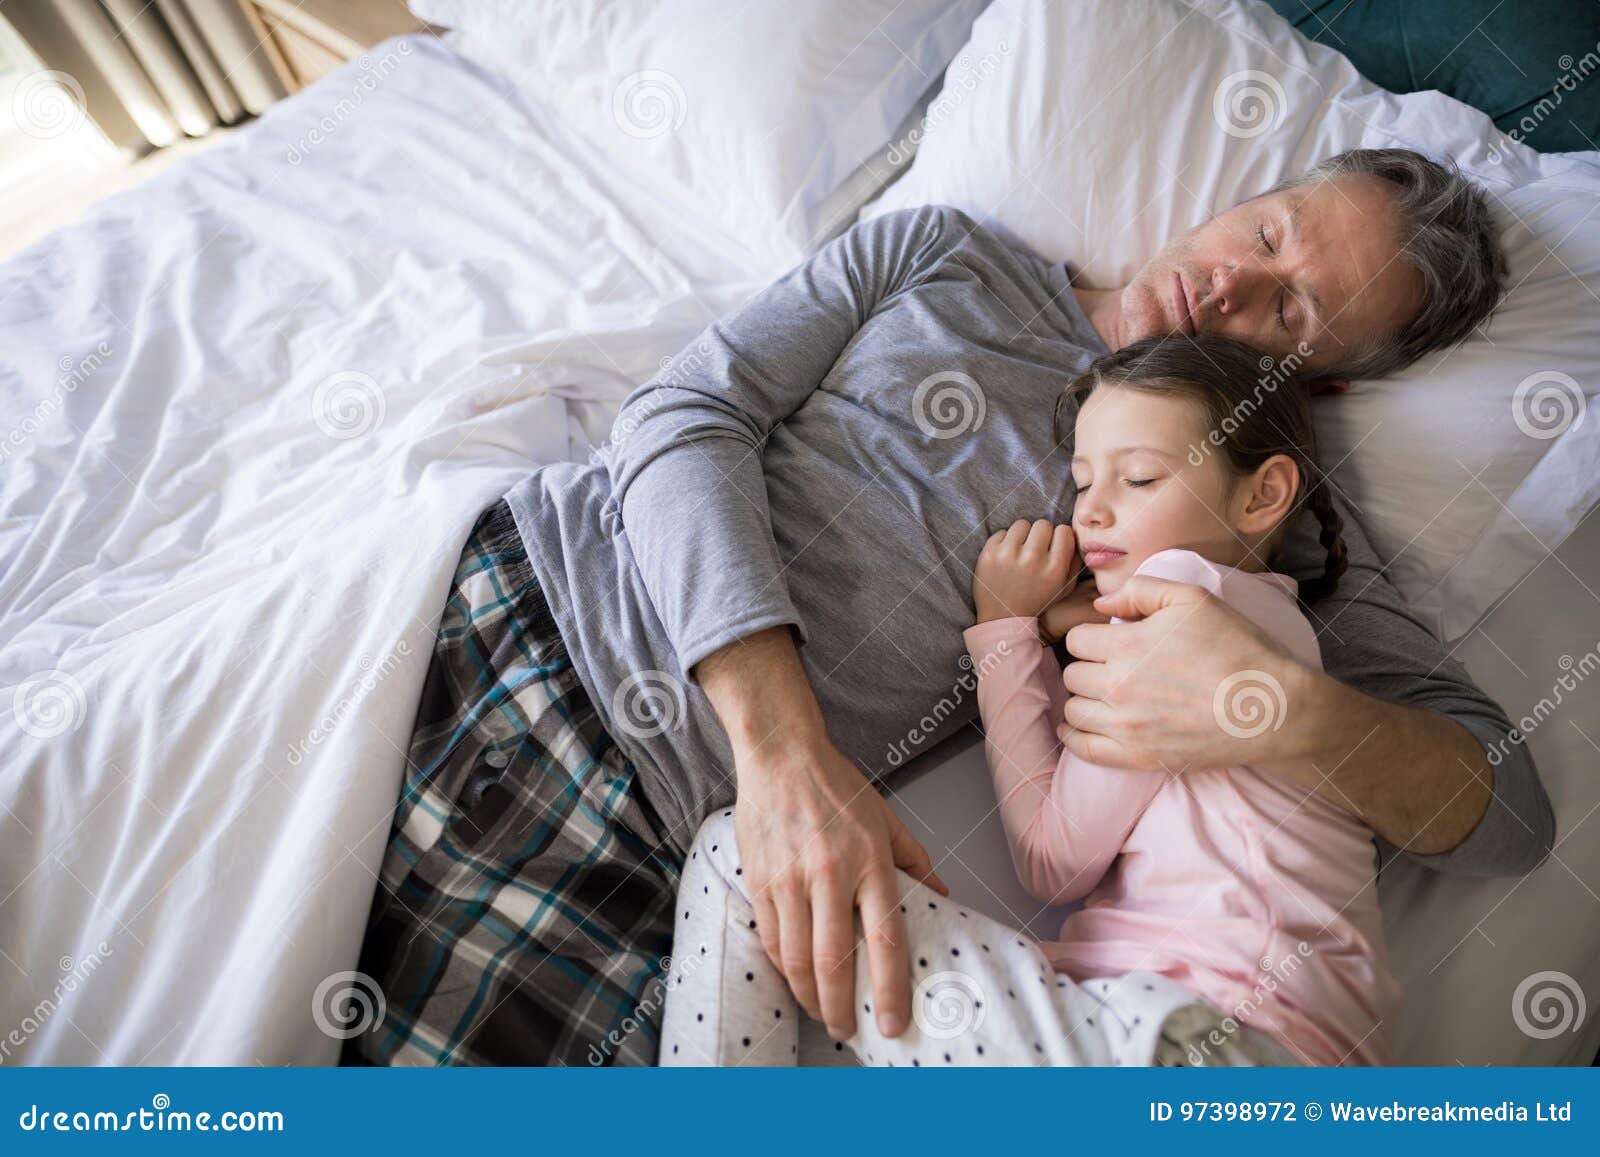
left=0, top=38, right=767, bottom=1064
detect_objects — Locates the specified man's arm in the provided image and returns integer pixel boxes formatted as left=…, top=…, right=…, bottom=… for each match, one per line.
left=602, top=205, right=966, bottom=678
left=602, top=207, right=972, bottom=1037
left=694, top=626, right=945, bottom=1043
left=1279, top=498, right=1555, bottom=874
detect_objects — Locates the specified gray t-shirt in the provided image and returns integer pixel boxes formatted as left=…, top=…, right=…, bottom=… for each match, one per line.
left=505, top=205, right=1552, bottom=872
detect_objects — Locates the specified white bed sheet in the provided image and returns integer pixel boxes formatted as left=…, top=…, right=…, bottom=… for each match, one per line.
left=0, top=37, right=767, bottom=1064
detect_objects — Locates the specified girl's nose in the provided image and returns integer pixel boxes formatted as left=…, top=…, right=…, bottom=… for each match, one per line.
left=1075, top=496, right=1108, bottom=528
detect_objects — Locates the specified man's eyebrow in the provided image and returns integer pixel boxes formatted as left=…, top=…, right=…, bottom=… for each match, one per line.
left=1071, top=445, right=1181, bottom=462
left=1283, top=201, right=1325, bottom=336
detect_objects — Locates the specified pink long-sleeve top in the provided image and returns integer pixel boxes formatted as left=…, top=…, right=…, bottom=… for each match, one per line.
left=962, top=549, right=1400, bottom=1066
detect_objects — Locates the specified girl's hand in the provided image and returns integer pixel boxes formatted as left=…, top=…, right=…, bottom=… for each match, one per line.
left=973, top=519, right=1079, bottom=625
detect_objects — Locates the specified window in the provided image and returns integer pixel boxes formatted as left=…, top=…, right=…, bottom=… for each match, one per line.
left=0, top=14, right=118, bottom=217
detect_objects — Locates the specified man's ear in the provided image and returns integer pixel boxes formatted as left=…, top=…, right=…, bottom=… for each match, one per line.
left=1307, top=376, right=1350, bottom=397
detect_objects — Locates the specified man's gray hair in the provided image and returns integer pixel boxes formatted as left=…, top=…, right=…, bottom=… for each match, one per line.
left=1272, top=148, right=1507, bottom=379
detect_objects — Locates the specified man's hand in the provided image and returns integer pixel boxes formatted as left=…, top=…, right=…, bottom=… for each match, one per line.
left=1056, top=575, right=1307, bottom=776
left=1058, top=575, right=1494, bottom=852
left=734, top=739, right=947, bottom=1041
left=694, top=625, right=947, bottom=1042
left=973, top=520, right=1079, bottom=625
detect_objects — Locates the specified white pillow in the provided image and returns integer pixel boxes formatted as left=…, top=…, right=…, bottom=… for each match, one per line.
left=863, top=0, right=1600, bottom=641
left=412, top=0, right=985, bottom=268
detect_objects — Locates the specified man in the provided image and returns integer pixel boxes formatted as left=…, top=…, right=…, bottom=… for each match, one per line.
left=348, top=149, right=1552, bottom=1066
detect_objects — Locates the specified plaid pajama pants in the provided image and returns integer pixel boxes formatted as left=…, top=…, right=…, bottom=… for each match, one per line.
left=346, top=498, right=685, bottom=1067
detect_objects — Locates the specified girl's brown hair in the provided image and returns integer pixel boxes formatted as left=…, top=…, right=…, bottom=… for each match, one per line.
left=1053, top=334, right=1348, bottom=604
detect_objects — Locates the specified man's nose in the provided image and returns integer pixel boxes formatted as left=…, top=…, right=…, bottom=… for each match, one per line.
left=1207, top=261, right=1261, bottom=316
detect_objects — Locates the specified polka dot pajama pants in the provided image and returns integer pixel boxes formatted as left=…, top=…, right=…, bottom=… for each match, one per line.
left=659, top=810, right=1297, bottom=1067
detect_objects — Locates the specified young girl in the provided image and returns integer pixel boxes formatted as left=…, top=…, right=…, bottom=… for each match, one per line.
left=660, top=334, right=1398, bottom=1068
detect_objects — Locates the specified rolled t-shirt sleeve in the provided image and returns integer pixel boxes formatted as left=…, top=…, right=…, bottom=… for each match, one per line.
left=600, top=206, right=972, bottom=677
left=1279, top=497, right=1556, bottom=877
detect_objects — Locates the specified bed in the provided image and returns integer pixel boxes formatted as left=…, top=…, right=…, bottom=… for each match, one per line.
left=2, top=1, right=1596, bottom=1067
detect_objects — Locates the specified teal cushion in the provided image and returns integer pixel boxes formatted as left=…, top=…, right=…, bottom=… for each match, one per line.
left=1265, top=0, right=1600, bottom=153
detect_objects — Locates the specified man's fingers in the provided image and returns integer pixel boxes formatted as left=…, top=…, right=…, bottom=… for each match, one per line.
left=1064, top=620, right=1112, bottom=662
left=857, top=867, right=911, bottom=1038
left=1062, top=693, right=1115, bottom=737
left=886, top=810, right=948, bottom=896
left=812, top=872, right=858, bottom=1040
left=773, top=884, right=819, bottom=1020
left=751, top=887, right=783, bottom=977
left=1092, top=574, right=1207, bottom=621
left=1062, top=657, right=1113, bottom=701
left=1060, top=721, right=1134, bottom=768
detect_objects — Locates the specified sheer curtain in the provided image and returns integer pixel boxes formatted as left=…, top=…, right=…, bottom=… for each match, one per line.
left=5, top=0, right=290, bottom=153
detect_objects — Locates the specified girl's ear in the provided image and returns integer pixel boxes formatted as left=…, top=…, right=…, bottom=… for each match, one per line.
left=1235, top=454, right=1300, bottom=537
